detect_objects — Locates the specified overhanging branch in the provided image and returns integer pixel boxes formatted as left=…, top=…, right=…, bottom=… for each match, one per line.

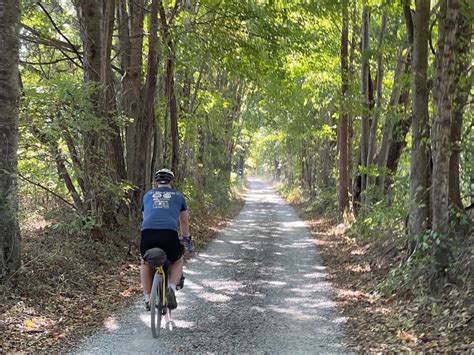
left=37, top=1, right=84, bottom=65
left=17, top=172, right=77, bottom=209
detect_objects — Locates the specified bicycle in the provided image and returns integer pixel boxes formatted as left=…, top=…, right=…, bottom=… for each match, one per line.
left=144, top=237, right=192, bottom=338
left=143, top=247, right=173, bottom=338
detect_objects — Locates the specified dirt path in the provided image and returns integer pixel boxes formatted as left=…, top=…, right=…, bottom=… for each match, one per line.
left=72, top=178, right=347, bottom=353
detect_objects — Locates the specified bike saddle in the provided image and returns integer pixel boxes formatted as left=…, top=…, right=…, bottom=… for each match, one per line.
left=143, top=248, right=167, bottom=269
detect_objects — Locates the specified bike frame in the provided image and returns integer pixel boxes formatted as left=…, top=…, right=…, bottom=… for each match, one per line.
left=156, top=265, right=167, bottom=309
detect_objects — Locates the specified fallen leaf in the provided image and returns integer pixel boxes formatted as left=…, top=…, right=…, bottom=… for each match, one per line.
left=397, top=330, right=417, bottom=343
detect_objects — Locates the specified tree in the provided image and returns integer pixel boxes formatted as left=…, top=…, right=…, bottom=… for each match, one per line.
left=0, top=0, right=21, bottom=280
left=366, top=4, right=389, bottom=191
left=158, top=0, right=180, bottom=175
left=431, top=0, right=460, bottom=276
left=74, top=0, right=127, bottom=221
left=338, top=0, right=350, bottom=213
left=360, top=2, right=371, bottom=205
left=117, top=0, right=144, bottom=186
left=449, top=0, right=471, bottom=210
left=408, top=0, right=431, bottom=238
left=126, top=0, right=159, bottom=206
left=376, top=39, right=411, bottom=191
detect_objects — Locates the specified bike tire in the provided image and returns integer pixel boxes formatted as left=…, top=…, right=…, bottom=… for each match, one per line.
left=150, top=272, right=163, bottom=338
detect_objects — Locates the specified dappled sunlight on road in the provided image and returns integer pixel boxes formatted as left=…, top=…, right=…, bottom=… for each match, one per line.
left=163, top=179, right=346, bottom=350
left=103, top=317, right=120, bottom=331
left=74, top=179, right=346, bottom=353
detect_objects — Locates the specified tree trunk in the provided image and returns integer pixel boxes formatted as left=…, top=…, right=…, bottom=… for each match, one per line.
left=51, top=147, right=83, bottom=210
left=58, top=124, right=86, bottom=195
left=367, top=10, right=388, bottom=189
left=348, top=18, right=357, bottom=210
left=121, top=0, right=145, bottom=189
left=31, top=126, right=84, bottom=210
left=74, top=0, right=103, bottom=215
left=449, top=1, right=471, bottom=210
left=338, top=0, right=350, bottom=213
left=323, top=111, right=336, bottom=190
left=151, top=105, right=163, bottom=180
left=431, top=0, right=459, bottom=274
left=383, top=83, right=412, bottom=191
left=75, top=0, right=129, bottom=224
left=385, top=106, right=411, bottom=180
left=0, top=0, right=21, bottom=279
left=222, top=81, right=243, bottom=182
left=101, top=0, right=127, bottom=181
left=134, top=0, right=160, bottom=203
left=376, top=38, right=410, bottom=189
left=360, top=4, right=371, bottom=204
left=158, top=0, right=179, bottom=175
left=408, top=0, right=431, bottom=238
left=117, top=0, right=131, bottom=72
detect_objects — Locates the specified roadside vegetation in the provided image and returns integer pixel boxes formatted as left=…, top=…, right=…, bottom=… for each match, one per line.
left=277, top=184, right=472, bottom=352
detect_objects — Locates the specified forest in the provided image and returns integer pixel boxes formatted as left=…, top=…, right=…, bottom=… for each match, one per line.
left=0, top=0, right=472, bottom=352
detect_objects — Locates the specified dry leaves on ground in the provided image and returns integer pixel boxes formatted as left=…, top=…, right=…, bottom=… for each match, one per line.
left=296, top=206, right=473, bottom=353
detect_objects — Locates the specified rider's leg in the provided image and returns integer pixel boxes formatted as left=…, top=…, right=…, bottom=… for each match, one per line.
left=169, top=255, right=183, bottom=287
left=140, top=259, right=154, bottom=295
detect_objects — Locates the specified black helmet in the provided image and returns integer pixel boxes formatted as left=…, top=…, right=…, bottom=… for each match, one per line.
left=154, top=168, right=175, bottom=184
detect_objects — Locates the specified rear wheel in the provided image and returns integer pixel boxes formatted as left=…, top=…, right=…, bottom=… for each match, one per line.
left=150, top=272, right=163, bottom=338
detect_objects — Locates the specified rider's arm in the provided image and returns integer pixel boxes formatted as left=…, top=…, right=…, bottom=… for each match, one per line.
left=179, top=209, right=190, bottom=236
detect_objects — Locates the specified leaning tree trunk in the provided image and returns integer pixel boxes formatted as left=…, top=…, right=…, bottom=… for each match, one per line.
left=366, top=9, right=389, bottom=190
left=376, top=38, right=410, bottom=190
left=431, top=0, right=459, bottom=276
left=0, top=0, right=21, bottom=280
left=385, top=93, right=411, bottom=184
left=379, top=13, right=413, bottom=190
left=408, top=0, right=431, bottom=239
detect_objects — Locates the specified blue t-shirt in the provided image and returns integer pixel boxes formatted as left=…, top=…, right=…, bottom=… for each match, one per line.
left=141, top=187, right=187, bottom=231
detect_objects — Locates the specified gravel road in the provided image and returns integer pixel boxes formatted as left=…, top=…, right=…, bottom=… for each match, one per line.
left=73, top=178, right=347, bottom=353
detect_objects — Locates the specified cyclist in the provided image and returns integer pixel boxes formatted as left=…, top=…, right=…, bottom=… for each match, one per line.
left=140, top=168, right=190, bottom=311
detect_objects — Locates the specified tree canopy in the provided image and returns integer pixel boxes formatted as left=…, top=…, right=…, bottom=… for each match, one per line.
left=0, top=0, right=472, bottom=301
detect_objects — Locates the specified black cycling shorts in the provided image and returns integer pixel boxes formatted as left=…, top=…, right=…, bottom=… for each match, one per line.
left=140, top=229, right=183, bottom=262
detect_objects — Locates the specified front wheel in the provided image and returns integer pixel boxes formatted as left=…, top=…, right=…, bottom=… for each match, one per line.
left=150, top=272, right=163, bottom=338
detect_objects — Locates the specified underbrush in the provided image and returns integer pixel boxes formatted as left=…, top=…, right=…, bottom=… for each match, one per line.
left=346, top=188, right=472, bottom=350
left=350, top=190, right=472, bottom=295
left=284, top=183, right=472, bottom=351
left=0, top=224, right=139, bottom=352
left=276, top=182, right=338, bottom=216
